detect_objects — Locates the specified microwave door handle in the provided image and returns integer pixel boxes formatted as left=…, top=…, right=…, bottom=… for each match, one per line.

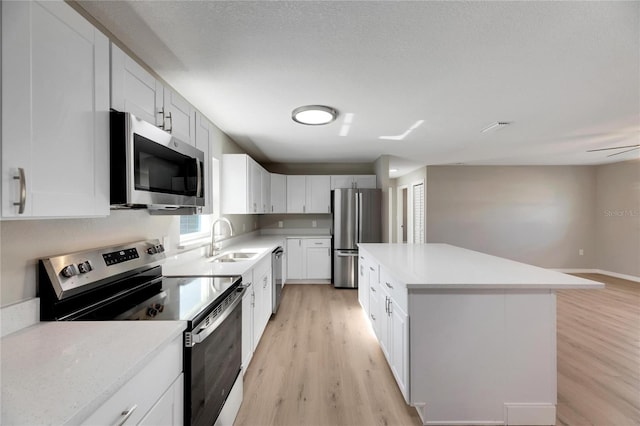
left=195, top=158, right=202, bottom=197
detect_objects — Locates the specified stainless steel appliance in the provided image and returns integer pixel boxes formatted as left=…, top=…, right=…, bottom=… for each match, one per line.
left=110, top=111, right=205, bottom=212
left=332, top=188, right=382, bottom=288
left=272, top=247, right=284, bottom=314
left=38, top=240, right=244, bottom=426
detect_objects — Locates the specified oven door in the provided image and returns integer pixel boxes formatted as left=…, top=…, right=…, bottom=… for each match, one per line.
left=186, top=289, right=243, bottom=426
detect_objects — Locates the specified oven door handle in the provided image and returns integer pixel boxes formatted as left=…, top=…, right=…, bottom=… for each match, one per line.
left=189, top=287, right=246, bottom=346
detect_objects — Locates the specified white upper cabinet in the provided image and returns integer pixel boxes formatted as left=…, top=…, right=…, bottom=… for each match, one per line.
left=260, top=168, right=271, bottom=214
left=330, top=175, right=377, bottom=189
left=221, top=154, right=269, bottom=214
left=306, top=175, right=331, bottom=213
left=163, top=87, right=195, bottom=146
left=286, top=176, right=306, bottom=213
left=111, top=43, right=195, bottom=145
left=2, top=0, right=110, bottom=219
left=110, top=43, right=164, bottom=126
left=270, top=174, right=287, bottom=214
left=286, top=176, right=331, bottom=214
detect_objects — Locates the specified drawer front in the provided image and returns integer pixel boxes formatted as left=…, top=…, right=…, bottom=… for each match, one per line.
left=303, top=238, right=331, bottom=248
left=252, top=255, right=271, bottom=282
left=81, top=335, right=183, bottom=426
left=380, top=267, right=407, bottom=312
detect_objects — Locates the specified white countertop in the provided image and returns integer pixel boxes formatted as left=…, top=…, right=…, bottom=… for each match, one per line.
left=163, top=235, right=287, bottom=277
left=1, top=321, right=186, bottom=425
left=358, top=243, right=604, bottom=289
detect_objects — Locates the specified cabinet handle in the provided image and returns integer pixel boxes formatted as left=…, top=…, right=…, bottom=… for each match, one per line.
left=370, top=313, right=376, bottom=321
left=360, top=265, right=363, bottom=275
left=165, top=111, right=173, bottom=133
left=385, top=296, right=389, bottom=314
left=327, top=205, right=330, bottom=213
left=303, top=205, right=306, bottom=213
left=369, top=267, right=375, bottom=272
left=385, top=281, right=393, bottom=289
left=388, top=298, right=393, bottom=315
left=272, top=205, right=274, bottom=212
left=113, top=405, right=137, bottom=426
left=263, top=203, right=266, bottom=212
left=13, top=168, right=26, bottom=214
left=370, top=286, right=376, bottom=293
left=157, top=108, right=165, bottom=128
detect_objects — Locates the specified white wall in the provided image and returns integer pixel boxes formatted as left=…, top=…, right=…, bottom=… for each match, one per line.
left=425, top=166, right=597, bottom=269
left=595, top=159, right=640, bottom=277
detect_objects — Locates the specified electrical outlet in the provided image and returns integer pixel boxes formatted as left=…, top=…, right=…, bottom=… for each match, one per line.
left=579, top=249, right=584, bottom=256
left=278, top=221, right=284, bottom=228
left=312, top=220, right=317, bottom=228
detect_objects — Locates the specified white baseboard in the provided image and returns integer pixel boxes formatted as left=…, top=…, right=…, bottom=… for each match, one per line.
left=552, top=268, right=640, bottom=283
left=504, top=404, right=556, bottom=425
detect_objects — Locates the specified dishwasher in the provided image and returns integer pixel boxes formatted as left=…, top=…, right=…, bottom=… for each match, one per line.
left=272, top=247, right=284, bottom=314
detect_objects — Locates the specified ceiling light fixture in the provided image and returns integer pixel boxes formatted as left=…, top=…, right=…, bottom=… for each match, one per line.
left=292, top=105, right=338, bottom=125
left=389, top=168, right=398, bottom=172
left=481, top=122, right=511, bottom=133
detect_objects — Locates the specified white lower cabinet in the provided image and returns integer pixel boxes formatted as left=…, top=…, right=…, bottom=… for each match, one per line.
left=241, top=256, right=272, bottom=374
left=286, top=237, right=331, bottom=281
left=81, top=335, right=183, bottom=426
left=358, top=254, right=370, bottom=315
left=241, top=270, right=255, bottom=373
left=361, top=252, right=410, bottom=402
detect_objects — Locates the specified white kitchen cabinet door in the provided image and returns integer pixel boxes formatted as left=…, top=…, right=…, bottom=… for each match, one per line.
left=378, top=289, right=391, bottom=361
left=2, top=0, right=109, bottom=218
left=286, top=238, right=304, bottom=279
left=354, top=175, right=377, bottom=189
left=303, top=238, right=332, bottom=280
left=163, top=86, right=195, bottom=145
left=260, top=168, right=270, bottom=214
left=270, top=174, right=286, bottom=214
left=305, top=247, right=331, bottom=279
left=330, top=175, right=353, bottom=190
left=305, top=175, right=331, bottom=213
left=248, top=158, right=262, bottom=214
left=241, top=270, right=254, bottom=373
left=368, top=277, right=381, bottom=339
left=195, top=111, right=213, bottom=214
left=358, top=254, right=370, bottom=315
left=286, top=176, right=306, bottom=213
left=138, top=373, right=184, bottom=426
left=390, top=301, right=409, bottom=399
left=222, top=154, right=257, bottom=214
left=110, top=43, right=164, bottom=126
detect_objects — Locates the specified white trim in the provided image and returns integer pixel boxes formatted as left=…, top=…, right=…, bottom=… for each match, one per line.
left=504, top=403, right=556, bottom=425
left=397, top=185, right=408, bottom=243
left=552, top=268, right=640, bottom=283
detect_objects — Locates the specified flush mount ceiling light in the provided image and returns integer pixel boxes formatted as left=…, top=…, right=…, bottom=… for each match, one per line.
left=292, top=105, right=338, bottom=125
left=481, top=121, right=511, bottom=133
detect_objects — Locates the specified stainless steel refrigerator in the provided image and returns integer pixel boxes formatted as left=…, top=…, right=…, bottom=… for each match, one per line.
left=332, top=188, right=382, bottom=288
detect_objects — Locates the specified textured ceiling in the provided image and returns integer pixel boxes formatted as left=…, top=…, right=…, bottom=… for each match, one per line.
left=77, top=0, right=640, bottom=174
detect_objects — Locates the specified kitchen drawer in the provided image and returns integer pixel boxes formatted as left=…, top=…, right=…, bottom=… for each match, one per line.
left=81, top=335, right=183, bottom=426
left=302, top=238, right=331, bottom=249
left=252, top=255, right=271, bottom=283
left=379, top=267, right=407, bottom=312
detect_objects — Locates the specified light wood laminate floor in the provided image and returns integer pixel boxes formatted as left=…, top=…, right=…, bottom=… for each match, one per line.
left=235, top=276, right=640, bottom=426
left=557, top=274, right=640, bottom=426
left=234, top=284, right=422, bottom=426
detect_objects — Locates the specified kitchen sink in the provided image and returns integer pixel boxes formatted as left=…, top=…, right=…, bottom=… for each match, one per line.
left=209, top=251, right=260, bottom=263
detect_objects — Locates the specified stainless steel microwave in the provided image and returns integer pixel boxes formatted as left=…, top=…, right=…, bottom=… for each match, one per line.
left=110, top=111, right=205, bottom=211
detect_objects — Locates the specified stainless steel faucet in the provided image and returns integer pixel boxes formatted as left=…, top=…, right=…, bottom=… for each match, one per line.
left=210, top=217, right=234, bottom=257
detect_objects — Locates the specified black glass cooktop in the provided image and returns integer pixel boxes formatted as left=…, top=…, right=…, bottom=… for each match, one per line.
left=115, top=275, right=241, bottom=323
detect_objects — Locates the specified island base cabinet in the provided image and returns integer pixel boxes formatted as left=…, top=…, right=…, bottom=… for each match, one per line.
left=409, top=290, right=557, bottom=426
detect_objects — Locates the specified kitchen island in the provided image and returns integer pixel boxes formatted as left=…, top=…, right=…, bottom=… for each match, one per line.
left=357, top=243, right=603, bottom=426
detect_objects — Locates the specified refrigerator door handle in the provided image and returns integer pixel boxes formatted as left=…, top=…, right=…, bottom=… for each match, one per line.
left=336, top=251, right=359, bottom=257
left=354, top=191, right=360, bottom=245
left=357, top=191, right=363, bottom=244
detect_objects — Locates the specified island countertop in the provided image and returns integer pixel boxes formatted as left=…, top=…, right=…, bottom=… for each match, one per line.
left=358, top=243, right=603, bottom=290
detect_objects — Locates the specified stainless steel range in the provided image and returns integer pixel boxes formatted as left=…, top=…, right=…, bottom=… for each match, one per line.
left=38, top=239, right=244, bottom=426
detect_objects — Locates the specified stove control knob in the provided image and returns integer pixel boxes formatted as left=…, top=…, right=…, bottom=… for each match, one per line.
left=147, top=307, right=158, bottom=317
left=146, top=246, right=157, bottom=255
left=77, top=261, right=92, bottom=274
left=60, top=264, right=78, bottom=278
left=157, top=244, right=165, bottom=253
